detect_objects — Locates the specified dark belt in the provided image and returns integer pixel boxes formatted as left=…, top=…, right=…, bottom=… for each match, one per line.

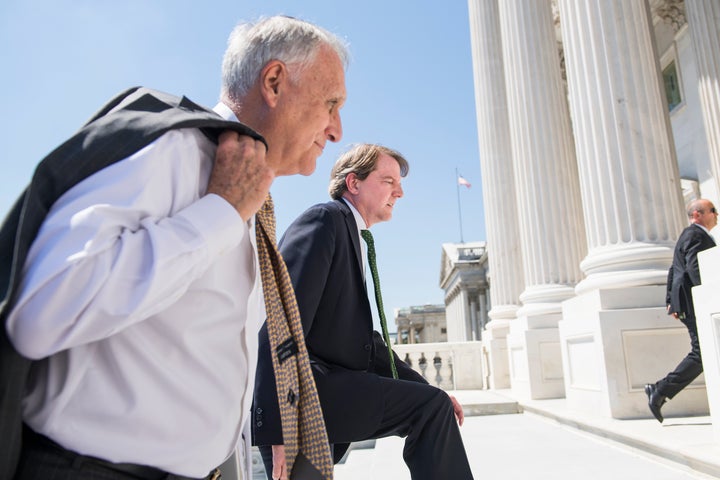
left=23, top=425, right=221, bottom=480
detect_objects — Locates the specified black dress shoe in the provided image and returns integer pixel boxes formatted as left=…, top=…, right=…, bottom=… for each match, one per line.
left=645, top=383, right=666, bottom=423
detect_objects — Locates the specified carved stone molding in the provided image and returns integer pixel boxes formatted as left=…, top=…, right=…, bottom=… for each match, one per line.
left=653, top=0, right=687, bottom=32
left=552, top=1, right=567, bottom=90
left=551, top=0, right=561, bottom=31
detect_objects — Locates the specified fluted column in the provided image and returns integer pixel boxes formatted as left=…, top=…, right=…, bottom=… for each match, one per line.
left=478, top=293, right=487, bottom=331
left=557, top=0, right=685, bottom=294
left=498, top=0, right=586, bottom=316
left=686, top=0, right=720, bottom=196
left=459, top=289, right=470, bottom=340
left=469, top=298, right=478, bottom=340
left=468, top=0, right=524, bottom=323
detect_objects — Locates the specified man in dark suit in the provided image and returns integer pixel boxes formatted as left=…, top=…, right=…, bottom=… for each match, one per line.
left=253, top=144, right=474, bottom=480
left=646, top=198, right=717, bottom=423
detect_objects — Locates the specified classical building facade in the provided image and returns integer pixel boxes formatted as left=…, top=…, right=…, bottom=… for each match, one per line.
left=439, top=242, right=490, bottom=342
left=468, top=0, right=720, bottom=431
left=394, top=304, right=448, bottom=344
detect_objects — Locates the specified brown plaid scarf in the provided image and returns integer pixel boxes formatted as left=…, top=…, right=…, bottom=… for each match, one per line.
left=255, top=194, right=333, bottom=479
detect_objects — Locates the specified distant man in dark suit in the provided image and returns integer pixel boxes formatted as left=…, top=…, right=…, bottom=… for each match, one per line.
left=646, top=198, right=717, bottom=423
left=253, top=144, right=474, bottom=480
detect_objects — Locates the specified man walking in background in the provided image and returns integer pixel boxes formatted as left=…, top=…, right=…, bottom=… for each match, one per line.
left=646, top=198, right=717, bottom=423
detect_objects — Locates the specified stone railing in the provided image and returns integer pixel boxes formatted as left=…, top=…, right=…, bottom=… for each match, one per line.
left=249, top=341, right=485, bottom=479
left=393, top=341, right=484, bottom=390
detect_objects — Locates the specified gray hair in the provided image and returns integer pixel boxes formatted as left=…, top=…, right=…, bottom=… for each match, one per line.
left=329, top=144, right=409, bottom=200
left=221, top=16, right=350, bottom=103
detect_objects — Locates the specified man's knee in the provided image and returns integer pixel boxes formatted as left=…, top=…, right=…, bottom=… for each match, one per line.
left=420, top=385, right=455, bottom=418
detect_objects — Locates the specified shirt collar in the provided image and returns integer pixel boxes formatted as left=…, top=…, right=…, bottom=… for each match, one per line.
left=341, top=197, right=367, bottom=231
left=214, top=102, right=238, bottom=121
left=341, top=198, right=368, bottom=280
left=694, top=223, right=711, bottom=235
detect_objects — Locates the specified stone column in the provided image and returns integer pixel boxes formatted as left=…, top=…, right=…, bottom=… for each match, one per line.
left=478, top=293, right=487, bottom=334
left=687, top=0, right=720, bottom=442
left=467, top=0, right=524, bottom=389
left=555, top=0, right=707, bottom=419
left=498, top=0, right=587, bottom=399
left=459, top=290, right=470, bottom=341
left=686, top=0, right=720, bottom=197
left=498, top=0, right=586, bottom=313
left=558, top=1, right=685, bottom=293
left=469, top=298, right=479, bottom=341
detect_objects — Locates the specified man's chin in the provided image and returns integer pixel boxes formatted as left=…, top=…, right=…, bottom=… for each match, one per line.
left=298, top=159, right=318, bottom=176
left=276, top=159, right=317, bottom=177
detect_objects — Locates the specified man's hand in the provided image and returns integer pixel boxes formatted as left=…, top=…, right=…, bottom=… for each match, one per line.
left=449, top=395, right=464, bottom=426
left=271, top=444, right=287, bottom=480
left=667, top=305, right=680, bottom=320
left=206, top=131, right=274, bottom=221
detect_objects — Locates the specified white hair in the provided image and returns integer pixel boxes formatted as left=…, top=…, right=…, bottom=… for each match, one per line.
left=221, top=16, right=350, bottom=103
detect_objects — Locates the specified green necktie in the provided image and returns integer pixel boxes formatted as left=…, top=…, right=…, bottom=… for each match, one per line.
left=360, top=229, right=398, bottom=379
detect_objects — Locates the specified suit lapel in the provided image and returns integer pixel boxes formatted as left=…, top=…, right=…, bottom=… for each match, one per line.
left=334, top=199, right=365, bottom=285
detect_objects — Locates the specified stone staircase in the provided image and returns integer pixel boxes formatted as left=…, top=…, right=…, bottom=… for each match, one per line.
left=334, top=390, right=521, bottom=479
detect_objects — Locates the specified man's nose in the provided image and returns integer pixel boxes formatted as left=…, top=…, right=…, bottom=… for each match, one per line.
left=326, top=112, right=343, bottom=143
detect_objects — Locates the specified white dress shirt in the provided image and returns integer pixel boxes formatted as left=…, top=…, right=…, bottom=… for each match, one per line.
left=6, top=103, right=263, bottom=477
left=341, top=197, right=368, bottom=280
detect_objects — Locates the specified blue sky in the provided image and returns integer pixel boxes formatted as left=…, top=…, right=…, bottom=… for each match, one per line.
left=0, top=1, right=486, bottom=332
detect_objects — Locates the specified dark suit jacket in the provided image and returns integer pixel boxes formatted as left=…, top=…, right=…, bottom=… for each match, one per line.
left=666, top=223, right=716, bottom=320
left=0, top=87, right=264, bottom=479
left=252, top=199, right=425, bottom=454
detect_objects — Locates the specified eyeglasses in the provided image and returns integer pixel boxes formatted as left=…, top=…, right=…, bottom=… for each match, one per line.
left=712, top=208, right=718, bottom=214
left=698, top=207, right=718, bottom=214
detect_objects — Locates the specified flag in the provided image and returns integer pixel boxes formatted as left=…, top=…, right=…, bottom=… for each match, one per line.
left=457, top=175, right=472, bottom=188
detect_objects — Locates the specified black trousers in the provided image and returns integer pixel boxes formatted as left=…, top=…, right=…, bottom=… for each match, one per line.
left=655, top=315, right=704, bottom=399
left=14, top=426, right=214, bottom=480
left=259, top=372, right=473, bottom=480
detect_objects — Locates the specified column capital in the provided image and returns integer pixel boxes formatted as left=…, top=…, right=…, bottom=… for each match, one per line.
left=652, top=0, right=687, bottom=32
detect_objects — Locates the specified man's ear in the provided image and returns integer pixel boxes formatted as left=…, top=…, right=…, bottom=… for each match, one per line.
left=345, top=173, right=360, bottom=194
left=260, top=60, right=286, bottom=107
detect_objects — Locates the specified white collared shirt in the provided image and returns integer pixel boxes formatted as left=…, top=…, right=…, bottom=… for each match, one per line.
left=341, top=196, right=368, bottom=280
left=695, top=222, right=711, bottom=235
left=6, top=102, right=263, bottom=477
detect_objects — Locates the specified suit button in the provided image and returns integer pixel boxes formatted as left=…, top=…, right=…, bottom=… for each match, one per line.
left=364, top=344, right=371, bottom=351
left=256, top=407, right=263, bottom=415
left=256, top=420, right=263, bottom=427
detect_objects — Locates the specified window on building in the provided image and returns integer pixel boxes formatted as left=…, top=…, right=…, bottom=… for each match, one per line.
left=441, top=328, right=447, bottom=334
left=662, top=60, right=682, bottom=112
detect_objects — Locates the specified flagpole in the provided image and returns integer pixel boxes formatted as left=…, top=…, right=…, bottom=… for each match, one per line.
left=455, top=167, right=464, bottom=243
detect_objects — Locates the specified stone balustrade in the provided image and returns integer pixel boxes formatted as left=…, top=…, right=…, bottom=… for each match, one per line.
left=393, top=341, right=485, bottom=390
